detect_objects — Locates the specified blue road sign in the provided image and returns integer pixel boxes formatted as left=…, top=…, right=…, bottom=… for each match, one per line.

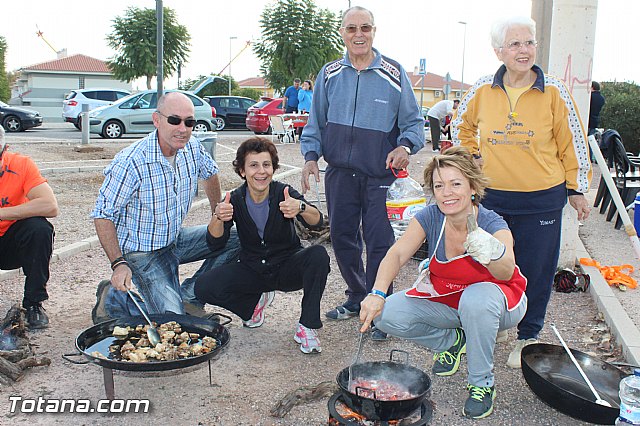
left=419, top=58, right=426, bottom=75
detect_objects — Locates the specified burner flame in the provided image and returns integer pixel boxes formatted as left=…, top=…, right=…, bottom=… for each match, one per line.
left=333, top=402, right=401, bottom=425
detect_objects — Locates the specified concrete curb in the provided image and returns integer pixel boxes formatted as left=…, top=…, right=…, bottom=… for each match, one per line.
left=577, top=239, right=640, bottom=365
left=40, top=166, right=107, bottom=175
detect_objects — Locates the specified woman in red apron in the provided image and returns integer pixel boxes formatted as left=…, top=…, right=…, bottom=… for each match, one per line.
left=359, top=147, right=527, bottom=420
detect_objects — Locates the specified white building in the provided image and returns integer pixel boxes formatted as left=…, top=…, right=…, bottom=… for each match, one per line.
left=11, top=53, right=132, bottom=122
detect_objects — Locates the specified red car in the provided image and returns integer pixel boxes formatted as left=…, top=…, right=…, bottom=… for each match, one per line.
left=245, top=97, right=284, bottom=134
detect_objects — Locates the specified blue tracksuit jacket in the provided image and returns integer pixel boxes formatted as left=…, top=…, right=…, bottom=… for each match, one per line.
left=300, top=48, right=424, bottom=178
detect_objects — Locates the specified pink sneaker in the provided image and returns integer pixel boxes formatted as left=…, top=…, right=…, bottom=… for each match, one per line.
left=294, top=323, right=322, bottom=354
left=243, top=291, right=275, bottom=328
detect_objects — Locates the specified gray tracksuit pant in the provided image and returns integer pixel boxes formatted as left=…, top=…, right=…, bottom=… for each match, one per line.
left=376, top=282, right=527, bottom=387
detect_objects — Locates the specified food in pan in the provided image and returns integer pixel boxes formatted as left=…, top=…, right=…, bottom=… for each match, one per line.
left=106, top=321, right=218, bottom=362
left=348, top=378, right=415, bottom=401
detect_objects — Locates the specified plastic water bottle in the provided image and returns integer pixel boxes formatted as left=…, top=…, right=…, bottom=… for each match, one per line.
left=616, top=368, right=640, bottom=425
left=634, top=194, right=640, bottom=236
left=386, top=169, right=427, bottom=240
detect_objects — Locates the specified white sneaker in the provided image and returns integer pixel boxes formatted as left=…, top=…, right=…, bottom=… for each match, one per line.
left=507, top=338, right=538, bottom=369
left=294, top=323, right=322, bottom=354
left=496, top=329, right=508, bottom=344
left=243, top=291, right=275, bottom=328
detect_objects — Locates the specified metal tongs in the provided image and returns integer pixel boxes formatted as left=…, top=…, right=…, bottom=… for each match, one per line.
left=348, top=331, right=366, bottom=388
left=127, top=290, right=161, bottom=346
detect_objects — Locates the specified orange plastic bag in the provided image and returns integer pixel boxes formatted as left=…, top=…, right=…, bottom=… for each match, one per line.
left=579, top=258, right=637, bottom=289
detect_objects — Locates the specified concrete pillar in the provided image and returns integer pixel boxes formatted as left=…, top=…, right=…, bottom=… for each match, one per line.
left=531, top=0, right=553, bottom=72
left=543, top=0, right=598, bottom=267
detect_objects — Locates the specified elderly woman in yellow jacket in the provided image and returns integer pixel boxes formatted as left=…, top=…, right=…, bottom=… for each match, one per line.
left=452, top=16, right=592, bottom=369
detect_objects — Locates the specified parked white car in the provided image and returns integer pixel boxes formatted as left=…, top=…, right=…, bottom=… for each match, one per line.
left=89, top=90, right=215, bottom=139
left=63, top=89, right=131, bottom=129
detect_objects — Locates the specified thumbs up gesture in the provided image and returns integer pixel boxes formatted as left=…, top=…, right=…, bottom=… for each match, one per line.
left=463, top=212, right=506, bottom=265
left=279, top=186, right=301, bottom=219
left=214, top=192, right=234, bottom=222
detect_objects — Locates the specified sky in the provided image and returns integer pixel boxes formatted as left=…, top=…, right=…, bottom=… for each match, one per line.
left=1, top=0, right=636, bottom=91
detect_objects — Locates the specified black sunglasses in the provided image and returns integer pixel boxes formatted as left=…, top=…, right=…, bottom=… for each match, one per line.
left=157, top=111, right=197, bottom=128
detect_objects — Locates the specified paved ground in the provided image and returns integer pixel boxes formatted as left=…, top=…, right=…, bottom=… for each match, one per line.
left=0, top=130, right=638, bottom=425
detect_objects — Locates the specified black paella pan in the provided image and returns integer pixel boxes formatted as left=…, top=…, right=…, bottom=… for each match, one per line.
left=64, top=313, right=230, bottom=372
left=336, top=350, right=432, bottom=421
left=521, top=343, right=626, bottom=425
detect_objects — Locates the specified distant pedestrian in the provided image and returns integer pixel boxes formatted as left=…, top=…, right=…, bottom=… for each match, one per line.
left=588, top=81, right=605, bottom=136
left=428, top=99, right=459, bottom=152
left=283, top=78, right=301, bottom=113
left=297, top=80, right=313, bottom=114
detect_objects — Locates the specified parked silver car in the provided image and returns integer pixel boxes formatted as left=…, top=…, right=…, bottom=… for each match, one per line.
left=63, top=88, right=131, bottom=129
left=89, top=90, right=214, bottom=139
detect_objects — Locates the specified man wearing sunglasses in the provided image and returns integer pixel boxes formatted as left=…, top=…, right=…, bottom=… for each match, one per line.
left=300, top=6, right=424, bottom=340
left=91, top=92, right=240, bottom=323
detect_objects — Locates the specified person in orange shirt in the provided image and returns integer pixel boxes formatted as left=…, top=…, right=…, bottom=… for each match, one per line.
left=0, top=126, right=59, bottom=328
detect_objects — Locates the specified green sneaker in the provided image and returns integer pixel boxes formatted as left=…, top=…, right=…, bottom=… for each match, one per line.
left=463, top=384, right=496, bottom=419
left=432, top=328, right=466, bottom=376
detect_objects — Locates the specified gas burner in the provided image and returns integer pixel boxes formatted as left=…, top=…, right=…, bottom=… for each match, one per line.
left=327, top=392, right=433, bottom=426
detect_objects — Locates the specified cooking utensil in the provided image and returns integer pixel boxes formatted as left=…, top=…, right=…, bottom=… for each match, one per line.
left=550, top=323, right=612, bottom=407
left=337, top=349, right=432, bottom=421
left=348, top=331, right=365, bottom=387
left=63, top=312, right=231, bottom=372
left=521, top=343, right=623, bottom=424
left=126, top=289, right=161, bottom=346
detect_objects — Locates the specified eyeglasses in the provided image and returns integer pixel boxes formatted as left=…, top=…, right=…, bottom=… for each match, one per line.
left=341, top=24, right=374, bottom=34
left=156, top=111, right=196, bottom=127
left=503, top=40, right=538, bottom=51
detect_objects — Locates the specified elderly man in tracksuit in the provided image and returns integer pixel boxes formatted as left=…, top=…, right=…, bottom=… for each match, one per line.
left=300, top=6, right=424, bottom=339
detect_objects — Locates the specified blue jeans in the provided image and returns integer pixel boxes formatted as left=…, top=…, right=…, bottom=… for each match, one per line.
left=104, top=225, right=240, bottom=318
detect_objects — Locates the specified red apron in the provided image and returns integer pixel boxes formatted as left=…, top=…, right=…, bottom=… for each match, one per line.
left=406, top=217, right=527, bottom=310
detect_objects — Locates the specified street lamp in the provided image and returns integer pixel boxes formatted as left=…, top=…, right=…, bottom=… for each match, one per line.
left=458, top=21, right=467, bottom=98
left=229, top=36, right=237, bottom=95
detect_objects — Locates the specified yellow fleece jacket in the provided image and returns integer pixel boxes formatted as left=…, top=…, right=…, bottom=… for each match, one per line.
left=452, top=65, right=591, bottom=194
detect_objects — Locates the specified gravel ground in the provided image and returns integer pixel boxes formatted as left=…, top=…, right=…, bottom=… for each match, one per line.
left=0, top=134, right=634, bottom=425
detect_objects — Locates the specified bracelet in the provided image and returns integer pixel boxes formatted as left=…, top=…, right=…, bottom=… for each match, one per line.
left=491, top=244, right=507, bottom=262
left=110, top=256, right=129, bottom=271
left=369, top=289, right=387, bottom=300
left=111, top=260, right=129, bottom=271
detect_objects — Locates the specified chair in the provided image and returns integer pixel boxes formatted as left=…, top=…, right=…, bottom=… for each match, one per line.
left=269, top=115, right=296, bottom=144
left=593, top=130, right=640, bottom=215
left=599, top=132, right=640, bottom=228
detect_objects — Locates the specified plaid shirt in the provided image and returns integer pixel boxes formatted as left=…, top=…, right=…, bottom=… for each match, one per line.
left=91, top=130, right=218, bottom=253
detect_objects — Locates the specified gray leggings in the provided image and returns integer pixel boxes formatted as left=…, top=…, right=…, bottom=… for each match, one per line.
left=376, top=282, right=527, bottom=387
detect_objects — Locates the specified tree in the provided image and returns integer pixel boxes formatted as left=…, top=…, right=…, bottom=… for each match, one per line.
left=0, top=36, right=10, bottom=102
left=600, top=81, right=640, bottom=154
left=106, top=7, right=190, bottom=90
left=253, top=0, right=343, bottom=95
